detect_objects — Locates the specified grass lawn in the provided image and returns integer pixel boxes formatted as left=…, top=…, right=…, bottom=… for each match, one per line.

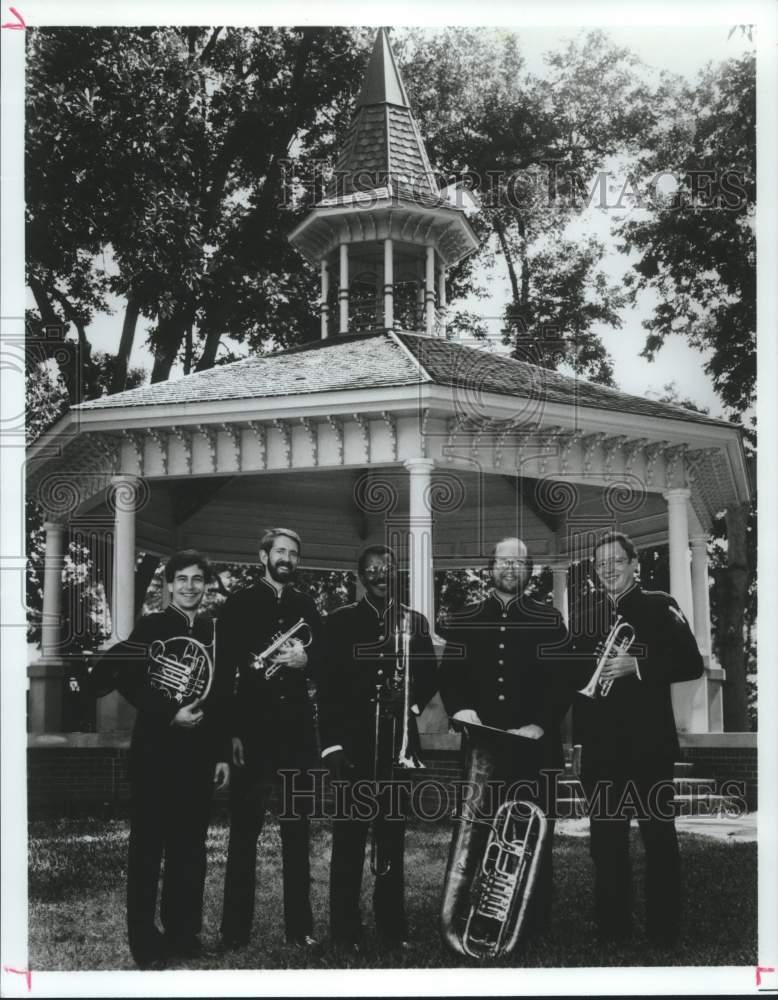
left=28, top=814, right=757, bottom=971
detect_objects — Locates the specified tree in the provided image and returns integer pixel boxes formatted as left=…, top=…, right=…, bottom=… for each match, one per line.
left=396, top=28, right=655, bottom=382
left=614, top=52, right=756, bottom=731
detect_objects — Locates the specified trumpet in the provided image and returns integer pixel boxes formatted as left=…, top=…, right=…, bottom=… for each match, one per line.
left=577, top=615, right=636, bottom=698
left=250, top=617, right=312, bottom=678
left=148, top=634, right=214, bottom=705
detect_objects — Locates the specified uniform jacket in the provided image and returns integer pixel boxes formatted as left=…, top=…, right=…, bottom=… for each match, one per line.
left=569, top=583, right=704, bottom=771
left=216, top=577, right=322, bottom=761
left=318, top=598, right=438, bottom=767
left=439, top=591, right=571, bottom=768
left=90, top=603, right=231, bottom=766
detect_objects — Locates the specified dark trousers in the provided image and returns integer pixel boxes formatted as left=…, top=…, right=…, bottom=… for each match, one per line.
left=330, top=780, right=408, bottom=943
left=127, top=745, right=213, bottom=964
left=583, top=762, right=680, bottom=940
left=221, top=761, right=313, bottom=943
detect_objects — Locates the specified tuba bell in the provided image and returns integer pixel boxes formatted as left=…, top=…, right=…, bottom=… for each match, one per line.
left=148, top=634, right=214, bottom=705
left=440, top=720, right=549, bottom=959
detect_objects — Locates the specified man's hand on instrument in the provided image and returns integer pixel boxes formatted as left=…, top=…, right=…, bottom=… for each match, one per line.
left=600, top=653, right=639, bottom=682
left=232, top=736, right=245, bottom=767
left=452, top=709, right=482, bottom=726
left=507, top=723, right=544, bottom=740
left=170, top=698, right=204, bottom=728
left=269, top=640, right=308, bottom=671
left=213, top=761, right=230, bottom=790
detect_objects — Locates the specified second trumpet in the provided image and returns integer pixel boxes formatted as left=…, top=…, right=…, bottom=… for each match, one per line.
left=578, top=615, right=636, bottom=699
left=251, top=618, right=312, bottom=679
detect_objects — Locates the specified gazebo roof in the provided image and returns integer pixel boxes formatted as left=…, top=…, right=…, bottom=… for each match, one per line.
left=74, top=331, right=732, bottom=429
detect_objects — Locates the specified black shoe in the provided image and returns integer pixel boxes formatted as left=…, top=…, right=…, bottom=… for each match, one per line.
left=165, top=934, right=203, bottom=959
left=131, top=929, right=167, bottom=969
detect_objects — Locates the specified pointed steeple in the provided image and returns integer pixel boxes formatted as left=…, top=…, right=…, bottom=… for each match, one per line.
left=328, top=29, right=435, bottom=198
left=356, top=27, right=410, bottom=108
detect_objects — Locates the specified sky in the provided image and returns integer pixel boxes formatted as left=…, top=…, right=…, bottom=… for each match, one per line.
left=37, top=19, right=754, bottom=419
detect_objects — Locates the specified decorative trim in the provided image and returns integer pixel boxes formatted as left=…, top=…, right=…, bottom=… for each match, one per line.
left=603, top=434, right=628, bottom=475
left=273, top=419, right=293, bottom=468
left=327, top=415, right=344, bottom=464
left=559, top=430, right=583, bottom=475
left=353, top=413, right=371, bottom=463
left=380, top=411, right=398, bottom=461
left=581, top=432, right=606, bottom=475
left=644, top=440, right=668, bottom=486
left=221, top=423, right=242, bottom=471
left=624, top=437, right=649, bottom=475
left=196, top=424, right=218, bottom=472
left=247, top=421, right=267, bottom=469
left=170, top=426, right=193, bottom=474
left=419, top=407, right=431, bottom=459
left=301, top=418, right=318, bottom=466
left=121, top=430, right=144, bottom=477
left=147, top=427, right=168, bottom=475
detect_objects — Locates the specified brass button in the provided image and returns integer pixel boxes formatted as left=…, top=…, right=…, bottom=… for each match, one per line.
left=498, top=660, right=504, bottom=666
left=377, top=669, right=384, bottom=677
left=498, top=694, right=506, bottom=702
left=500, top=626, right=506, bottom=632
left=498, top=643, right=505, bottom=650
left=497, top=676, right=504, bottom=683
left=501, top=613, right=507, bottom=619
left=379, top=652, right=385, bottom=658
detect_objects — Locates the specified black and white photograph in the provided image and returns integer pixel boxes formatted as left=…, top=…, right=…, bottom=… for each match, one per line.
left=1, top=0, right=776, bottom=996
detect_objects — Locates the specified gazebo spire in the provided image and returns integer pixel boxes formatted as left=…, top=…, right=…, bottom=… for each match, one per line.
left=288, top=28, right=480, bottom=340
left=356, top=27, right=410, bottom=108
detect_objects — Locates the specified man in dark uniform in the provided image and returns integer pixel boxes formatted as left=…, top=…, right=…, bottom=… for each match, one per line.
left=318, top=545, right=438, bottom=950
left=570, top=530, right=704, bottom=948
left=92, top=549, right=230, bottom=968
left=439, top=536, right=570, bottom=937
left=218, top=527, right=322, bottom=950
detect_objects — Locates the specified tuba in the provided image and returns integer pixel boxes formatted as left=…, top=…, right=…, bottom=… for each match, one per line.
left=577, top=615, right=636, bottom=698
left=440, top=720, right=548, bottom=959
left=148, top=634, right=214, bottom=705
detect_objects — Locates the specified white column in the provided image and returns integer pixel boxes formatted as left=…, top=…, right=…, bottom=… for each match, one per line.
left=320, top=259, right=329, bottom=339
left=338, top=243, right=349, bottom=335
left=404, top=458, right=435, bottom=629
left=41, top=521, right=66, bottom=659
left=665, top=487, right=708, bottom=732
left=551, top=563, right=569, bottom=626
left=111, top=475, right=138, bottom=643
left=664, top=487, right=693, bottom=624
left=437, top=260, right=447, bottom=338
left=383, top=238, right=394, bottom=329
left=690, top=534, right=712, bottom=661
left=425, top=246, right=436, bottom=336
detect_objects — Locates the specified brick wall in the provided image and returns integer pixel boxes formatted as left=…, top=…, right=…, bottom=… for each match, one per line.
left=27, top=737, right=758, bottom=815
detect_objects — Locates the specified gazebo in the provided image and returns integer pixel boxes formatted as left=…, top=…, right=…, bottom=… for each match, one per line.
left=26, top=29, right=751, bottom=757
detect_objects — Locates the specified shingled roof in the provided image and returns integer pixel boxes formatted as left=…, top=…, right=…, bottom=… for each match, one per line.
left=327, top=28, right=436, bottom=199
left=75, top=331, right=730, bottom=428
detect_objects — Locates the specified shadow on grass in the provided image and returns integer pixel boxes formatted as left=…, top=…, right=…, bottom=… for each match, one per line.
left=28, top=814, right=757, bottom=970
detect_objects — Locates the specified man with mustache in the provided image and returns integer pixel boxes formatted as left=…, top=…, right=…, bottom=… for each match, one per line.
left=217, top=528, right=322, bottom=951
left=439, top=536, right=570, bottom=942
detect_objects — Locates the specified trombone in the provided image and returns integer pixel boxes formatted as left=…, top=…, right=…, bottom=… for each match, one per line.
left=370, top=613, right=425, bottom=876
left=578, top=615, right=636, bottom=698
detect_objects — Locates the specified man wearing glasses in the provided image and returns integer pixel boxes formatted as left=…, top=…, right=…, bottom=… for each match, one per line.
left=570, top=530, right=704, bottom=949
left=318, top=545, right=438, bottom=951
left=439, top=536, right=570, bottom=940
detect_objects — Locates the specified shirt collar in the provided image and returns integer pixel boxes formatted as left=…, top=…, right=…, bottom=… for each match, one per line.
left=166, top=602, right=193, bottom=628
left=489, top=588, right=522, bottom=611
left=612, top=580, right=640, bottom=607
left=362, top=595, right=395, bottom=620
left=259, top=575, right=287, bottom=600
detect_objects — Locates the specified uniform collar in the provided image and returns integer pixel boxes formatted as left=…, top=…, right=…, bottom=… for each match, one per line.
left=610, top=580, right=640, bottom=608
left=362, top=595, right=395, bottom=621
left=259, top=575, right=288, bottom=600
left=488, top=588, right=523, bottom=612
left=166, top=602, right=194, bottom=629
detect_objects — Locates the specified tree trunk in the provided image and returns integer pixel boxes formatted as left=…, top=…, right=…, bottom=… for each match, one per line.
left=134, top=553, right=161, bottom=617
left=111, top=294, right=141, bottom=393
left=194, top=324, right=222, bottom=372
left=720, top=502, right=750, bottom=731
left=150, top=312, right=187, bottom=383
